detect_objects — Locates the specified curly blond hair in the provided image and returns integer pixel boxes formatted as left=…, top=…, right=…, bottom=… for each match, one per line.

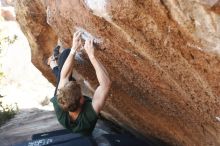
left=57, top=81, right=82, bottom=112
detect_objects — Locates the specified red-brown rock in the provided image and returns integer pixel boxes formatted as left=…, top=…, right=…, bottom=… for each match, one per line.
left=15, top=0, right=220, bottom=146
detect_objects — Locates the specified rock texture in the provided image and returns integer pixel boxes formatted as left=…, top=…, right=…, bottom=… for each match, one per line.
left=0, top=109, right=63, bottom=146
left=15, top=0, right=220, bottom=146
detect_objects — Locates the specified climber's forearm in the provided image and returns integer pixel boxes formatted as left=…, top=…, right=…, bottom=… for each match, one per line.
left=60, top=48, right=76, bottom=80
left=59, top=31, right=81, bottom=80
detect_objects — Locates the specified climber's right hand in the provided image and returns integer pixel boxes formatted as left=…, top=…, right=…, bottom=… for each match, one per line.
left=84, top=39, right=95, bottom=58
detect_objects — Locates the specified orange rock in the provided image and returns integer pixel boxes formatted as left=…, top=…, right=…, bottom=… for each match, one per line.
left=15, top=0, right=220, bottom=146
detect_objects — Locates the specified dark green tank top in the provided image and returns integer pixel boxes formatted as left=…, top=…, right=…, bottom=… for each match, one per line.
left=51, top=96, right=98, bottom=135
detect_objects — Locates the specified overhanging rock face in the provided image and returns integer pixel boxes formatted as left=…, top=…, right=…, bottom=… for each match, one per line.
left=15, top=0, right=220, bottom=146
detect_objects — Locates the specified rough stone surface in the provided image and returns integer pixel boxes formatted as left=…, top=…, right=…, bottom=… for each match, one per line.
left=15, top=0, right=220, bottom=146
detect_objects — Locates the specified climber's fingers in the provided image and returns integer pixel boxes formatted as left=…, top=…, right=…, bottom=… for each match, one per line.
left=74, top=31, right=81, bottom=40
left=73, top=30, right=82, bottom=40
left=89, top=38, right=94, bottom=46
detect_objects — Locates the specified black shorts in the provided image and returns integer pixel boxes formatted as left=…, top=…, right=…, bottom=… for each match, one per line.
left=52, top=48, right=75, bottom=96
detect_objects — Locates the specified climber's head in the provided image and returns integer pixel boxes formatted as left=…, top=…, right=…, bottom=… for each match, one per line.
left=57, top=81, right=84, bottom=112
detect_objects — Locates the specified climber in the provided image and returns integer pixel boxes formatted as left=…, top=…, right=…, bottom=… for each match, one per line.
left=47, top=30, right=111, bottom=135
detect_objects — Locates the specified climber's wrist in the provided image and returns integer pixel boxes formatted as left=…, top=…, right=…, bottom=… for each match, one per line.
left=88, top=54, right=95, bottom=59
left=70, top=47, right=76, bottom=55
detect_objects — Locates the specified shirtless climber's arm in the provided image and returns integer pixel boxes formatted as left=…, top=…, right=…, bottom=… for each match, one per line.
left=84, top=39, right=111, bottom=114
